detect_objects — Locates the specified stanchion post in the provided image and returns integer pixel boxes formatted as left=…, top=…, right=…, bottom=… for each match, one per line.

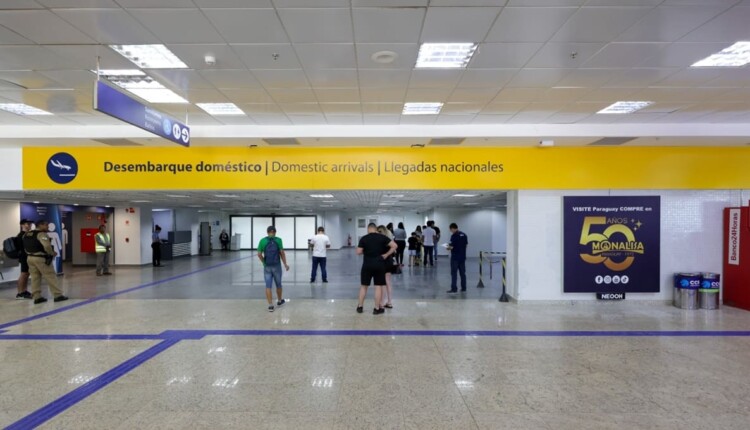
left=477, top=251, right=485, bottom=288
left=499, top=256, right=509, bottom=302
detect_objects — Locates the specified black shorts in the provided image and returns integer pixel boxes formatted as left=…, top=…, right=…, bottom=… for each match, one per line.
left=19, top=255, right=29, bottom=273
left=361, top=262, right=386, bottom=286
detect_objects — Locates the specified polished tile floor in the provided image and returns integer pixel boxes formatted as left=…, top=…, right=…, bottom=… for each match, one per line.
left=1, top=251, right=749, bottom=429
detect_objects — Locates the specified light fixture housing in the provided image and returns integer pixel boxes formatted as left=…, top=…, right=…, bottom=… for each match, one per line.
left=691, top=41, right=750, bottom=67
left=0, top=103, right=53, bottom=116
left=597, top=101, right=653, bottom=114
left=415, top=43, right=478, bottom=69
left=197, top=103, right=245, bottom=116
left=310, top=194, right=334, bottom=198
left=109, top=44, right=188, bottom=69
left=453, top=193, right=478, bottom=198
left=403, top=102, right=443, bottom=115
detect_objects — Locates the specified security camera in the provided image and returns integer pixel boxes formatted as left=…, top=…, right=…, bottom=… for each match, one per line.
left=539, top=140, right=554, bottom=147
left=204, top=54, right=216, bottom=66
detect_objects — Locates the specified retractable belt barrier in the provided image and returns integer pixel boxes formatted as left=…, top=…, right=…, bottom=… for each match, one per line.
left=477, top=251, right=510, bottom=302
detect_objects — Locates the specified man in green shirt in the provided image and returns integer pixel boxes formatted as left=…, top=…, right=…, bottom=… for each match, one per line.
left=257, top=226, right=290, bottom=312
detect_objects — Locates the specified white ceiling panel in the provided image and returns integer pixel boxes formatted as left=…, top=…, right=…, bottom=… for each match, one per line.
left=525, top=43, right=605, bottom=68
left=639, top=43, right=731, bottom=68
left=0, top=46, right=75, bottom=71
left=113, top=0, right=194, bottom=6
left=579, top=88, right=637, bottom=102
left=546, top=112, right=591, bottom=124
left=128, top=9, right=223, bottom=44
left=471, top=114, right=512, bottom=124
left=0, top=71, right=64, bottom=90
left=168, top=44, right=247, bottom=70
left=252, top=69, right=310, bottom=89
left=363, top=114, right=401, bottom=124
left=198, top=70, right=262, bottom=89
left=583, top=43, right=668, bottom=68
left=44, top=45, right=134, bottom=70
left=486, top=7, right=576, bottom=43
left=0, top=1, right=43, bottom=9
left=404, top=87, right=452, bottom=101
left=440, top=103, right=485, bottom=114
left=203, top=9, right=289, bottom=44
left=507, top=0, right=584, bottom=5
left=238, top=103, right=284, bottom=114
left=324, top=114, right=363, bottom=125
left=355, top=43, right=419, bottom=70
left=0, top=25, right=33, bottom=45
left=434, top=114, right=474, bottom=124
left=278, top=8, right=353, bottom=43
left=362, top=103, right=402, bottom=114
left=400, top=115, right=437, bottom=124
left=320, top=103, right=361, bottom=114
left=314, top=89, right=361, bottom=103
left=706, top=71, right=750, bottom=89
left=408, top=69, right=463, bottom=88
left=629, top=87, right=732, bottom=103
left=215, top=116, right=257, bottom=125
left=195, top=0, right=272, bottom=6
left=279, top=103, right=322, bottom=114
left=233, top=44, right=301, bottom=69
left=267, top=88, right=318, bottom=103
left=551, top=7, right=653, bottom=42
left=53, top=9, right=158, bottom=44
left=679, top=6, right=750, bottom=43
left=653, top=69, right=725, bottom=87
left=220, top=88, right=274, bottom=104
left=352, top=7, right=425, bottom=44
left=287, top=114, right=327, bottom=124
left=469, top=43, right=542, bottom=68
left=148, top=70, right=215, bottom=91
left=296, top=44, right=356, bottom=69
left=616, top=6, right=729, bottom=43
left=358, top=69, right=412, bottom=88
left=457, top=69, right=516, bottom=89
left=555, top=69, right=615, bottom=87
left=359, top=87, right=406, bottom=103
left=250, top=114, right=290, bottom=124
left=540, top=87, right=592, bottom=102
left=0, top=10, right=94, bottom=44
left=183, top=88, right=230, bottom=102
left=274, top=0, right=349, bottom=6
left=602, top=68, right=678, bottom=88
left=420, top=7, right=503, bottom=42
left=352, top=0, right=427, bottom=6
left=491, top=87, right=544, bottom=103
left=38, top=0, right=119, bottom=8
left=447, top=88, right=501, bottom=103
left=507, top=68, right=570, bottom=87
left=38, top=70, right=97, bottom=89
left=306, top=69, right=359, bottom=88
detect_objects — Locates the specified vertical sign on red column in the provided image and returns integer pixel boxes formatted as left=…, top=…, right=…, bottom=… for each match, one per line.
left=728, top=208, right=741, bottom=266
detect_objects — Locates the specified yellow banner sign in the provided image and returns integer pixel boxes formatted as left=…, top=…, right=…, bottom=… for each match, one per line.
left=22, top=146, right=750, bottom=190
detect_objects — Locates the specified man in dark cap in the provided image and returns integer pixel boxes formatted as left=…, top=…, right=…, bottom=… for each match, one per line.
left=23, top=220, right=68, bottom=304
left=257, top=225, right=290, bottom=312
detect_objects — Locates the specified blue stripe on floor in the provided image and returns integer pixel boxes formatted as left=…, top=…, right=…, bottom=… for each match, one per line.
left=0, top=334, right=163, bottom=340
left=0, top=256, right=251, bottom=331
left=3, top=338, right=180, bottom=430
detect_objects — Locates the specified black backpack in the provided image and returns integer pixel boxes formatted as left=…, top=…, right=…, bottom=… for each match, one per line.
left=3, top=236, right=21, bottom=259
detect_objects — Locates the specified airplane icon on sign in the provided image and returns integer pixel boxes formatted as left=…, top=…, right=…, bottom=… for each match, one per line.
left=50, top=159, right=72, bottom=171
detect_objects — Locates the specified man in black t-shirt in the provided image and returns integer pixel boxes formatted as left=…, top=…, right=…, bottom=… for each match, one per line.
left=356, top=223, right=397, bottom=315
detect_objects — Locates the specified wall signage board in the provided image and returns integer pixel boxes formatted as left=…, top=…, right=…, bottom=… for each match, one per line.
left=563, top=196, right=661, bottom=294
left=93, top=80, right=189, bottom=147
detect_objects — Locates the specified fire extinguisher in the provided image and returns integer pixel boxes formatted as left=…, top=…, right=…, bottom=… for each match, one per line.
left=348, top=234, right=352, bottom=247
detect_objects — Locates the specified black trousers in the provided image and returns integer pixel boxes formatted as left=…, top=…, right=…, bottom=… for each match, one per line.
left=151, top=242, right=161, bottom=266
left=395, top=240, right=406, bottom=265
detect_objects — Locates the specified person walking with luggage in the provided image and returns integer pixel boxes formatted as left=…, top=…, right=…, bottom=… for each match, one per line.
left=23, top=220, right=68, bottom=304
left=446, top=223, right=469, bottom=293
left=219, top=229, right=230, bottom=251
left=356, top=223, right=397, bottom=315
left=95, top=224, right=112, bottom=276
left=309, top=226, right=331, bottom=283
left=393, top=222, right=407, bottom=267
left=257, top=226, right=290, bottom=312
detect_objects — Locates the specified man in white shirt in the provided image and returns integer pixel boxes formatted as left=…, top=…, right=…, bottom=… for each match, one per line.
left=422, top=222, right=436, bottom=267
left=309, top=226, right=331, bottom=283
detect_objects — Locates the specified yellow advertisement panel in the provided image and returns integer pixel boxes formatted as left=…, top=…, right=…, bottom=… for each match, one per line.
left=22, top=146, right=750, bottom=190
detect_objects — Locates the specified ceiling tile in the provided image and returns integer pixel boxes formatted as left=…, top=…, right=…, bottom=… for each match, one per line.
left=551, top=7, right=653, bottom=42
left=404, top=87, right=452, bottom=101
left=359, top=87, right=407, bottom=103
left=267, top=88, right=318, bottom=103
left=358, top=69, right=412, bottom=88
left=400, top=115, right=437, bottom=124
left=471, top=114, right=512, bottom=124
left=296, top=44, right=357, bottom=69
left=353, top=0, right=428, bottom=6
left=220, top=88, right=274, bottom=104
left=363, top=114, right=401, bottom=124
left=525, top=43, right=605, bottom=68
left=320, top=103, right=361, bottom=114
left=653, top=68, right=725, bottom=87
left=579, top=87, right=638, bottom=102
left=0, top=10, right=94, bottom=44
left=38, top=0, right=119, bottom=7
left=147, top=70, right=215, bottom=91
left=278, top=103, right=322, bottom=114
left=486, top=7, right=576, bottom=42
left=53, top=9, right=158, bottom=44
left=195, top=0, right=272, bottom=6
left=456, top=69, right=516, bottom=88
left=408, top=69, right=463, bottom=88
left=129, top=9, right=223, bottom=43
left=507, top=68, right=570, bottom=87
left=274, top=0, right=349, bottom=6
left=168, top=44, right=247, bottom=70
left=114, top=0, right=195, bottom=6
left=314, top=89, right=361, bottom=103
left=539, top=87, right=592, bottom=102
left=198, top=70, right=263, bottom=89
left=469, top=43, right=542, bottom=68
left=0, top=24, right=33, bottom=45
left=324, top=114, right=363, bottom=125
left=678, top=6, right=750, bottom=43
left=491, top=87, right=544, bottom=102
left=0, top=1, right=43, bottom=9
left=252, top=69, right=310, bottom=89
left=183, top=88, right=230, bottom=103
left=38, top=70, right=98, bottom=89
left=601, top=68, right=678, bottom=88
left=507, top=0, right=584, bottom=5
left=306, top=69, right=359, bottom=88
left=251, top=114, right=291, bottom=125
left=639, top=42, right=731, bottom=68
left=362, top=103, right=403, bottom=114
left=287, top=114, right=327, bottom=124
left=0, top=46, right=74, bottom=70
left=355, top=43, right=419, bottom=69
left=617, top=6, right=730, bottom=43
left=555, top=69, right=615, bottom=87
left=582, top=43, right=668, bottom=68
left=421, top=7, right=502, bottom=42
left=278, top=8, right=353, bottom=43
left=352, top=7, right=425, bottom=43
left=440, top=103, right=485, bottom=114
left=44, top=45, right=134, bottom=69
left=435, top=114, right=474, bottom=124
left=705, top=70, right=750, bottom=88
left=203, top=9, right=289, bottom=43
left=233, top=44, right=301, bottom=69
left=0, top=71, right=64, bottom=90
left=237, top=103, right=283, bottom=114
left=447, top=88, right=500, bottom=103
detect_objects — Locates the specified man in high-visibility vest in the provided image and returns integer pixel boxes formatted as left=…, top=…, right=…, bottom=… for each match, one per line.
left=95, top=224, right=112, bottom=276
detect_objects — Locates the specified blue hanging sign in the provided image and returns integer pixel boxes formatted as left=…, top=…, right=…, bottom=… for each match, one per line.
left=93, top=80, right=190, bottom=147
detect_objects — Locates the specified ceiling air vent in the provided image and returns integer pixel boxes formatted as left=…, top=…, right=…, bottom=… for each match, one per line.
left=93, top=138, right=142, bottom=146
left=589, top=137, right=637, bottom=146
left=429, top=138, right=465, bottom=146
left=263, top=138, right=300, bottom=146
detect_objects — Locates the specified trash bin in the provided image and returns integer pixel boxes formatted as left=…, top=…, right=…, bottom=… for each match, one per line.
left=699, top=273, right=720, bottom=310
left=674, top=273, right=701, bottom=310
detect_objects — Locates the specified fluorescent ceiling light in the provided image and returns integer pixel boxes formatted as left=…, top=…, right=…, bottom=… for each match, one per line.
left=310, top=194, right=334, bottom=198
left=166, top=194, right=190, bottom=198
left=691, top=41, right=750, bottom=67
left=187, top=205, right=203, bottom=208
left=214, top=194, right=240, bottom=198
left=94, top=69, right=145, bottom=77
left=0, top=103, right=53, bottom=116
left=463, top=203, right=479, bottom=206
left=96, top=71, right=188, bottom=104
left=322, top=200, right=339, bottom=203
left=597, top=101, right=653, bottom=114
left=109, top=44, right=188, bottom=69
left=453, top=193, right=478, bottom=197
left=207, top=200, right=226, bottom=203
left=416, top=43, right=478, bottom=69
left=403, top=102, right=443, bottom=115
left=197, top=103, right=245, bottom=116
left=131, top=200, right=151, bottom=203
left=128, top=88, right=188, bottom=104
left=384, top=194, right=404, bottom=198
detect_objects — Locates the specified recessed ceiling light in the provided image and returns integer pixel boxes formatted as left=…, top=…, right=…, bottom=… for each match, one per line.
left=187, top=205, right=203, bottom=208
left=207, top=200, right=226, bottom=203
left=371, top=50, right=398, bottom=64
left=403, top=102, right=443, bottom=115
left=453, top=194, right=478, bottom=197
left=0, top=103, right=53, bottom=116
left=463, top=202, right=479, bottom=206
left=691, top=41, right=750, bottom=67
left=73, top=203, right=79, bottom=206
left=166, top=194, right=190, bottom=198
left=384, top=194, right=404, bottom=198
left=416, top=43, right=478, bottom=69
left=196, top=103, right=245, bottom=116
left=310, top=194, right=334, bottom=198
left=214, top=194, right=240, bottom=198
left=322, top=200, right=339, bottom=203
left=597, top=101, right=653, bottom=114
left=131, top=200, right=151, bottom=203
left=109, top=44, right=188, bottom=69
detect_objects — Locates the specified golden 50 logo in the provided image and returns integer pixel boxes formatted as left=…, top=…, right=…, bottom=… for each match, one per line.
left=579, top=216, right=644, bottom=271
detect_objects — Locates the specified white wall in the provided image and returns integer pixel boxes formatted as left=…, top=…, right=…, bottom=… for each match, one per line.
left=140, top=206, right=154, bottom=265
left=0, top=201, right=21, bottom=282
left=319, top=212, right=343, bottom=249
left=433, top=209, right=507, bottom=257
left=114, top=207, right=141, bottom=265
left=512, top=189, right=750, bottom=302
left=175, top=208, right=199, bottom=255
left=0, top=149, right=22, bottom=191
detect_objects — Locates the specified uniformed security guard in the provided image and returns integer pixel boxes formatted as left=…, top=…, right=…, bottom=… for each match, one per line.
left=23, top=219, right=68, bottom=304
left=95, top=224, right=112, bottom=276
